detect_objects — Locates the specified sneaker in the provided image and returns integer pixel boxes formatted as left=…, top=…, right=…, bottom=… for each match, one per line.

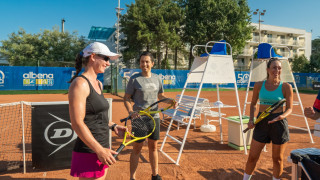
left=152, top=174, right=162, bottom=180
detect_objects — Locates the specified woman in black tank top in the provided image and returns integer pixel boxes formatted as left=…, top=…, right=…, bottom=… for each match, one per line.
left=68, top=42, right=126, bottom=179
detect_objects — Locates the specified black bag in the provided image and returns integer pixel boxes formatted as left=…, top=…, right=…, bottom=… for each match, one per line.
left=291, top=153, right=320, bottom=180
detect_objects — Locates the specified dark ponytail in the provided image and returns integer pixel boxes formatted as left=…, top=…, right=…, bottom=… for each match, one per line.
left=68, top=52, right=86, bottom=83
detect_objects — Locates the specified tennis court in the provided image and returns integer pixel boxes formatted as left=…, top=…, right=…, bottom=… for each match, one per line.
left=0, top=90, right=319, bottom=179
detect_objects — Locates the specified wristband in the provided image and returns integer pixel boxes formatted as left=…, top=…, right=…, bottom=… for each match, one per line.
left=111, top=123, right=117, bottom=131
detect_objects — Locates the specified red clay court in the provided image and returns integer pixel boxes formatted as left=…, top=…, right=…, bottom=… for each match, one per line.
left=0, top=90, right=319, bottom=180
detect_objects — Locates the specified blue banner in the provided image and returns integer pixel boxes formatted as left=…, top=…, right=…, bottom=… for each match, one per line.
left=0, top=66, right=103, bottom=90
left=120, top=69, right=252, bottom=89
left=120, top=69, right=188, bottom=89
left=293, top=73, right=320, bottom=88
left=120, top=69, right=320, bottom=89
left=0, top=66, right=319, bottom=90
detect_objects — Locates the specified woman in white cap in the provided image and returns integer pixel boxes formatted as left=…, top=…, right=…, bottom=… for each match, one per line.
left=68, top=42, right=126, bottom=179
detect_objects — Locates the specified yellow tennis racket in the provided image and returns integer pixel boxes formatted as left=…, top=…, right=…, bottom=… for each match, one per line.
left=113, top=111, right=155, bottom=158
left=243, top=99, right=286, bottom=133
left=113, top=98, right=175, bottom=157
left=143, top=98, right=176, bottom=115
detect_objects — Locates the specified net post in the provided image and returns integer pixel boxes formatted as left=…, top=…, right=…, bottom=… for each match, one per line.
left=21, top=101, right=26, bottom=174
left=106, top=98, right=113, bottom=149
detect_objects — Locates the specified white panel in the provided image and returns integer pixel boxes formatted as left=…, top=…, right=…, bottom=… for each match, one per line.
left=190, top=57, right=207, bottom=72
left=280, top=59, right=295, bottom=82
left=251, top=60, right=267, bottom=82
left=203, top=55, right=236, bottom=83
left=187, top=57, right=207, bottom=83
left=187, top=55, right=236, bottom=83
left=251, top=59, right=294, bottom=82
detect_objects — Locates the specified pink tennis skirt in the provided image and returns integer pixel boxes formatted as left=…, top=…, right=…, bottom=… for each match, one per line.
left=70, top=151, right=109, bottom=178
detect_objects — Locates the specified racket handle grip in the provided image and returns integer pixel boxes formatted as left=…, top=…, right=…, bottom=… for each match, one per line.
left=243, top=127, right=250, bottom=133
left=113, top=144, right=125, bottom=158
left=120, top=117, right=129, bottom=123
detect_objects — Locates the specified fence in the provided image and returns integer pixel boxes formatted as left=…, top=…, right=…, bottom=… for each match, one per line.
left=0, top=66, right=318, bottom=93
left=110, top=64, right=128, bottom=97
left=109, top=69, right=319, bottom=97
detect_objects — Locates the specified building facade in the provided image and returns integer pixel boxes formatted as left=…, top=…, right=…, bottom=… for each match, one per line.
left=236, top=23, right=312, bottom=71
left=0, top=53, right=9, bottom=66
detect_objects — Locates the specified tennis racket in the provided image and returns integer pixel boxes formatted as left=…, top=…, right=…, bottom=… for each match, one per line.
left=113, top=98, right=175, bottom=158
left=113, top=111, right=155, bottom=158
left=243, top=99, right=286, bottom=133
left=143, top=98, right=176, bottom=115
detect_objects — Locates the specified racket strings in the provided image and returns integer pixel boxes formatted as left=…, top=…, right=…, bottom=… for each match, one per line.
left=128, top=115, right=154, bottom=138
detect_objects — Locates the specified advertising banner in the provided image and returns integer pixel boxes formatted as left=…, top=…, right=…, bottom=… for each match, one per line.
left=293, top=73, right=320, bottom=88
left=0, top=66, right=103, bottom=90
left=120, top=69, right=189, bottom=89
left=32, top=102, right=76, bottom=169
left=120, top=69, right=319, bottom=89
left=31, top=99, right=112, bottom=170
left=0, top=66, right=318, bottom=90
left=120, top=69, right=253, bottom=89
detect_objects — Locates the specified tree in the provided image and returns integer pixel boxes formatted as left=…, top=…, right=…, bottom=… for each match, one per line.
left=0, top=27, right=86, bottom=66
left=310, top=38, right=320, bottom=72
left=120, top=0, right=185, bottom=69
left=291, top=55, right=310, bottom=73
left=183, top=0, right=252, bottom=69
left=120, top=0, right=159, bottom=66
left=161, top=0, right=185, bottom=69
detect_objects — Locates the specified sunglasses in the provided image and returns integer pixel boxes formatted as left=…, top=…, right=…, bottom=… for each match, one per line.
left=96, top=54, right=110, bottom=62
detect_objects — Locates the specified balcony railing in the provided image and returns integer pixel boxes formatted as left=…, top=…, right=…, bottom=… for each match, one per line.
left=240, top=49, right=253, bottom=56
left=249, top=36, right=305, bottom=48
left=252, top=36, right=259, bottom=42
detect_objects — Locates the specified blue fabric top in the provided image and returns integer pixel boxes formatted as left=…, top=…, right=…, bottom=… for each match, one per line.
left=200, top=40, right=227, bottom=57
left=313, top=90, right=320, bottom=112
left=257, top=43, right=282, bottom=59
left=259, top=80, right=284, bottom=105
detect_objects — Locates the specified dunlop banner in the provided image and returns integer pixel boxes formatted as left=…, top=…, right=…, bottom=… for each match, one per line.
left=32, top=102, right=76, bottom=169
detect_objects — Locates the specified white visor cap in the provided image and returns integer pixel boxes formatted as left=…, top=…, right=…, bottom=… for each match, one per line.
left=82, top=42, right=120, bottom=60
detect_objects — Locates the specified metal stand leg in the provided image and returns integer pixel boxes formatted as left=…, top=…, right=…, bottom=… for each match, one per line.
left=291, top=163, right=298, bottom=180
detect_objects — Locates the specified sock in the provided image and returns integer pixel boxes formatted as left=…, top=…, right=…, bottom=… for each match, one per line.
left=272, top=177, right=280, bottom=180
left=243, top=173, right=252, bottom=180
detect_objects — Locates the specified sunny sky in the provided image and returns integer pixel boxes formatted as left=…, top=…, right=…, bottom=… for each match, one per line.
left=0, top=0, right=319, bottom=43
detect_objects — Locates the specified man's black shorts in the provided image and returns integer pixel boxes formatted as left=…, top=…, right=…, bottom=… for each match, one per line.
left=135, top=117, right=160, bottom=143
left=253, top=112, right=289, bottom=145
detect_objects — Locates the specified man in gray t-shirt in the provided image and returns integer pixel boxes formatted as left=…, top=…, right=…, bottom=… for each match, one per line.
left=125, top=72, right=164, bottom=118
left=123, top=51, right=166, bottom=180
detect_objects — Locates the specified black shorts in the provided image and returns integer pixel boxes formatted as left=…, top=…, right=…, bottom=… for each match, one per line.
left=253, top=112, right=289, bottom=145
left=135, top=117, right=160, bottom=143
